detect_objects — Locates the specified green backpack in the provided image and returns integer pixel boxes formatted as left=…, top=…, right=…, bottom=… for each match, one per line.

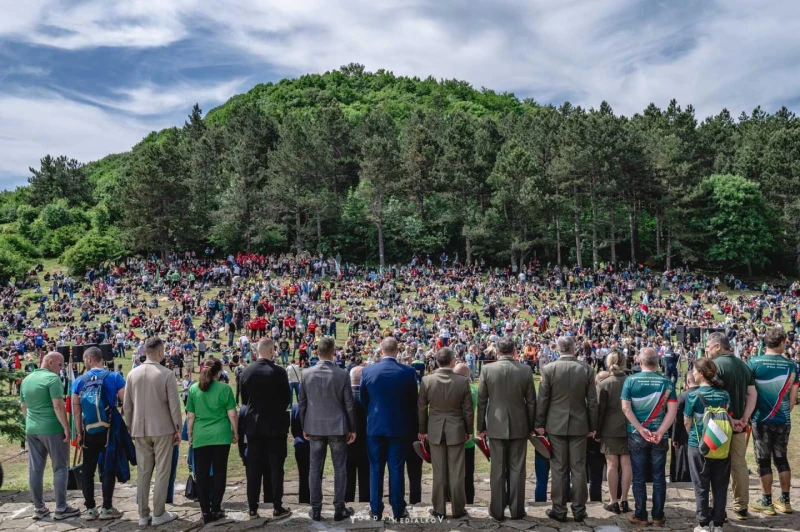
left=693, top=393, right=733, bottom=459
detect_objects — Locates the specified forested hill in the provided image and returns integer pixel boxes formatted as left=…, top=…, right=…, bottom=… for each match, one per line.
left=1, top=63, right=799, bottom=281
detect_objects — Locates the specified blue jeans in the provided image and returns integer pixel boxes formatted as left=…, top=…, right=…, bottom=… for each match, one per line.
left=534, top=451, right=550, bottom=502
left=289, top=382, right=301, bottom=404
left=367, top=436, right=407, bottom=518
left=628, top=432, right=668, bottom=521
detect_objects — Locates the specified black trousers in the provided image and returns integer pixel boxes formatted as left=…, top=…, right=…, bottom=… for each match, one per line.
left=246, top=435, right=287, bottom=511
left=193, top=445, right=230, bottom=515
left=406, top=441, right=422, bottom=504
left=81, top=431, right=116, bottom=510
left=465, top=446, right=475, bottom=504
left=587, top=439, right=605, bottom=502
left=346, top=445, right=370, bottom=503
left=295, top=442, right=310, bottom=504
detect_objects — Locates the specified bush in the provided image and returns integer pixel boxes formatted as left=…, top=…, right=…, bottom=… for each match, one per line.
left=0, top=247, right=30, bottom=284
left=61, top=229, right=126, bottom=275
left=0, top=233, right=40, bottom=258
left=46, top=224, right=87, bottom=256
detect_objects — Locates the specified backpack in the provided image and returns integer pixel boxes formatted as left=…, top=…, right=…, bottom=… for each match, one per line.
left=693, top=393, right=733, bottom=459
left=80, top=370, right=111, bottom=435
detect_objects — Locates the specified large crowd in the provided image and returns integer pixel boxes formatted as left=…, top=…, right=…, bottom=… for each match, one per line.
left=4, top=252, right=800, bottom=530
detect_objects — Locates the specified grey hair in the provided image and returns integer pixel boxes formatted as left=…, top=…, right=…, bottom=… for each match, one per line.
left=497, top=337, right=516, bottom=355
left=350, top=365, right=363, bottom=385
left=557, top=336, right=575, bottom=355
left=639, top=347, right=659, bottom=368
left=706, top=332, right=731, bottom=352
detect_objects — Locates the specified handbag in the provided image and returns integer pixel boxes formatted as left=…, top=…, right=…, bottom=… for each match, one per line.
left=184, top=473, right=198, bottom=500
left=67, top=464, right=83, bottom=491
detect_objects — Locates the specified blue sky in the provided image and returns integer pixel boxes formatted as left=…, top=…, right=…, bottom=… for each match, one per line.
left=1, top=0, right=799, bottom=190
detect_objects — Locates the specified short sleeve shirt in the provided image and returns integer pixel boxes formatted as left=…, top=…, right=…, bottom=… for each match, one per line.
left=684, top=385, right=731, bottom=447
left=714, top=354, right=755, bottom=419
left=71, top=368, right=126, bottom=411
left=20, top=369, right=64, bottom=435
left=621, top=371, right=677, bottom=434
left=185, top=380, right=236, bottom=449
left=748, top=354, right=799, bottom=425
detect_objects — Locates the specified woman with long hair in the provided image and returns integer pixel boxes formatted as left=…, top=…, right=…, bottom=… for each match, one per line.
left=596, top=352, right=632, bottom=514
left=683, top=357, right=731, bottom=532
left=186, top=357, right=238, bottom=524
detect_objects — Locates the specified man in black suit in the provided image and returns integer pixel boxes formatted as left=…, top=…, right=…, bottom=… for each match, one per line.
left=346, top=365, right=370, bottom=503
left=240, top=338, right=292, bottom=520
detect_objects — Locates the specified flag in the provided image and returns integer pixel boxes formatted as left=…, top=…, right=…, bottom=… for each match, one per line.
left=66, top=362, right=77, bottom=446
left=757, top=341, right=764, bottom=357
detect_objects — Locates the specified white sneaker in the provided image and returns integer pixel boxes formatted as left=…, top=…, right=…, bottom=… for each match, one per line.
left=138, top=516, right=151, bottom=526
left=693, top=526, right=710, bottom=532
left=151, top=511, right=178, bottom=526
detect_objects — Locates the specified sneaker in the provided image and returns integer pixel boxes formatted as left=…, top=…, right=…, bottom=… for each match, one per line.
left=749, top=501, right=776, bottom=516
left=99, top=507, right=122, bottom=520
left=273, top=506, right=292, bottom=520
left=138, top=516, right=151, bottom=526
left=33, top=507, right=51, bottom=520
left=774, top=499, right=793, bottom=514
left=151, top=511, right=178, bottom=526
left=694, top=526, right=711, bottom=532
left=54, top=506, right=81, bottom=520
left=732, top=508, right=748, bottom=520
left=84, top=508, right=98, bottom=521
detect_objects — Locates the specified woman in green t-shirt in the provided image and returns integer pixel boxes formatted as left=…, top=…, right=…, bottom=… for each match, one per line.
left=186, top=357, right=238, bottom=525
left=683, top=358, right=731, bottom=532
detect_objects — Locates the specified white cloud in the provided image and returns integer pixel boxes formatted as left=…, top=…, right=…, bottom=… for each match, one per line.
left=0, top=92, right=165, bottom=186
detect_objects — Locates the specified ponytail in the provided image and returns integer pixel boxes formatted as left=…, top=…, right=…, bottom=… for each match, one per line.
left=199, top=357, right=223, bottom=392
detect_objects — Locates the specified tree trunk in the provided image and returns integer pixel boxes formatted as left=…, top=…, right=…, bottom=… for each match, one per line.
left=591, top=191, right=598, bottom=268
left=574, top=208, right=582, bottom=269
left=746, top=262, right=752, bottom=278
left=665, top=226, right=672, bottom=271
left=655, top=213, right=662, bottom=257
left=465, top=236, right=472, bottom=266
left=416, top=191, right=425, bottom=220
left=629, top=210, right=637, bottom=265
left=555, top=216, right=562, bottom=266
left=609, top=208, right=616, bottom=265
left=295, top=204, right=303, bottom=255
left=315, top=206, right=322, bottom=250
left=377, top=222, right=385, bottom=269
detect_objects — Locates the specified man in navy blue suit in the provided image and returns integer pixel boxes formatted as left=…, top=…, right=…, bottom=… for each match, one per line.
left=360, top=337, right=418, bottom=521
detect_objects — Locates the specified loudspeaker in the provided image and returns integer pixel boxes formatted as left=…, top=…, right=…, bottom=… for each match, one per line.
left=688, top=327, right=701, bottom=344
left=56, top=345, right=70, bottom=359
left=99, top=343, right=114, bottom=361
left=676, top=324, right=686, bottom=345
left=71, top=345, right=84, bottom=363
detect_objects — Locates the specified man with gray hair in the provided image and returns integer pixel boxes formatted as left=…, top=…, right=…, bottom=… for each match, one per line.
left=477, top=337, right=536, bottom=521
left=536, top=335, right=598, bottom=523
left=706, top=331, right=756, bottom=520
left=620, top=347, right=677, bottom=526
left=346, top=366, right=370, bottom=503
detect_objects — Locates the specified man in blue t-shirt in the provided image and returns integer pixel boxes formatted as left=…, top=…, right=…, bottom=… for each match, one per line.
left=621, top=348, right=677, bottom=526
left=70, top=347, right=126, bottom=519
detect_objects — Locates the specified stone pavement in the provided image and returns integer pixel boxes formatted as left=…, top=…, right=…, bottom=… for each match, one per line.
left=0, top=474, right=798, bottom=531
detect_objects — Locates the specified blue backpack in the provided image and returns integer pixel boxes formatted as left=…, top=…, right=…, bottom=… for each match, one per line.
left=80, top=370, right=111, bottom=434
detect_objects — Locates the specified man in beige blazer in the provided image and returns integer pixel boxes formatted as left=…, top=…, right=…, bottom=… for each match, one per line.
left=123, top=337, right=182, bottom=527
left=418, top=348, right=474, bottom=519
left=477, top=338, right=536, bottom=521
left=535, top=336, right=598, bottom=523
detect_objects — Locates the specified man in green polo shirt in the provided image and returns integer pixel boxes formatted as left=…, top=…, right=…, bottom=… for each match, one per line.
left=20, top=352, right=80, bottom=521
left=707, top=332, right=757, bottom=521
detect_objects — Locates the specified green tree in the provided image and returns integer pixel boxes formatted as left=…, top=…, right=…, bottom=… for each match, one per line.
left=61, top=229, right=126, bottom=275
left=28, top=155, right=93, bottom=206
left=0, top=247, right=30, bottom=284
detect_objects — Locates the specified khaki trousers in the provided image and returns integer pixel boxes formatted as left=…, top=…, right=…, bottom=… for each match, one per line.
left=550, top=434, right=588, bottom=518
left=488, top=438, right=527, bottom=520
left=430, top=440, right=466, bottom=516
left=729, top=431, right=749, bottom=511
left=135, top=435, right=174, bottom=519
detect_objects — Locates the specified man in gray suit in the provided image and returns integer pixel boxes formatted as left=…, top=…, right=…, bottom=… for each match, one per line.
left=477, top=338, right=536, bottom=521
left=418, top=348, right=474, bottom=519
left=535, top=336, right=598, bottom=523
left=298, top=337, right=356, bottom=522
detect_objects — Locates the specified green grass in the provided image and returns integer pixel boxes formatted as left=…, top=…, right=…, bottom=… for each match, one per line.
left=1, top=260, right=797, bottom=492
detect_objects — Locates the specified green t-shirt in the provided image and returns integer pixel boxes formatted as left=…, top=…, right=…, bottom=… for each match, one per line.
left=713, top=354, right=754, bottom=420
left=684, top=385, right=731, bottom=447
left=464, top=384, right=477, bottom=449
left=620, top=371, right=677, bottom=434
left=20, top=369, right=65, bottom=435
left=748, top=354, right=799, bottom=425
left=186, top=380, right=236, bottom=449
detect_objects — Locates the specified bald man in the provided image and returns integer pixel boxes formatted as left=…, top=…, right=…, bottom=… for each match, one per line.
left=454, top=363, right=477, bottom=504
left=21, top=352, right=80, bottom=520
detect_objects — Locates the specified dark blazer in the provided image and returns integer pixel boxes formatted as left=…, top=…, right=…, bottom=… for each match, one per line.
left=476, top=356, right=536, bottom=439
left=350, top=386, right=368, bottom=453
left=360, top=357, right=418, bottom=437
left=240, top=358, right=290, bottom=437
left=596, top=371, right=627, bottom=438
left=536, top=354, right=598, bottom=436
left=298, top=360, right=356, bottom=436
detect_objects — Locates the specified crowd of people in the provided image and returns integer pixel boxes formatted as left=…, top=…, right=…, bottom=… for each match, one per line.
left=6, top=252, right=800, bottom=530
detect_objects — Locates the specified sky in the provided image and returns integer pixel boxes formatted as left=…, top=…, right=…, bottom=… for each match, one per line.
left=1, top=0, right=799, bottom=190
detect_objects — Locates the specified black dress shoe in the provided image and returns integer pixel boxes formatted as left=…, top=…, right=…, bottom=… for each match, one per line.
left=573, top=512, right=587, bottom=522
left=202, top=513, right=214, bottom=524
left=248, top=509, right=259, bottom=519
left=620, top=501, right=631, bottom=513
left=510, top=512, right=527, bottom=520
left=393, top=509, right=410, bottom=521
left=368, top=509, right=383, bottom=521
left=309, top=508, right=322, bottom=521
left=334, top=507, right=354, bottom=522
left=546, top=509, right=568, bottom=523
left=273, top=507, right=292, bottom=520
left=211, top=510, right=226, bottom=522
left=603, top=502, right=621, bottom=514
left=429, top=509, right=445, bottom=519
left=452, top=511, right=470, bottom=520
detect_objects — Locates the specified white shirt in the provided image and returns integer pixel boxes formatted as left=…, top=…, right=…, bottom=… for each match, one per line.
left=287, top=364, right=302, bottom=383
